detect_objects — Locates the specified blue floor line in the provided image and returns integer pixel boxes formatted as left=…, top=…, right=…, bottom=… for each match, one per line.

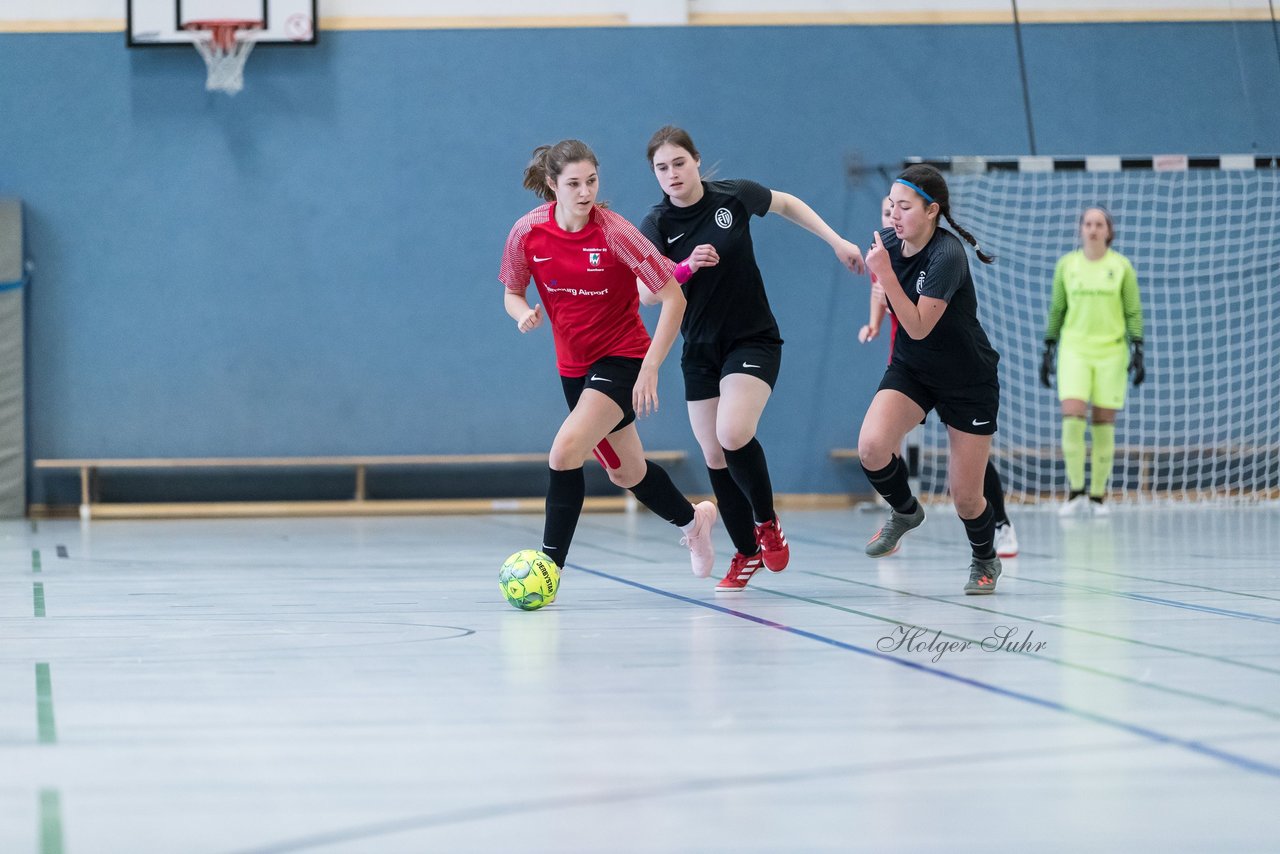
left=1026, top=578, right=1280, bottom=624
left=569, top=562, right=1280, bottom=781
left=786, top=528, right=1280, bottom=624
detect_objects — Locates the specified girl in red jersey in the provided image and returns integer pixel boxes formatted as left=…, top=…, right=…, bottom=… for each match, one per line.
left=640, top=126, right=865, bottom=592
left=859, top=195, right=1019, bottom=558
left=500, top=139, right=718, bottom=582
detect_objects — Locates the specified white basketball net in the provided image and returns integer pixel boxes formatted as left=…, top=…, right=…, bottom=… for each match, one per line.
left=192, top=27, right=257, bottom=94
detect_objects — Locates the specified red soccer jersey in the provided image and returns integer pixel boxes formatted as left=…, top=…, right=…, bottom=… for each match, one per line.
left=500, top=203, right=675, bottom=377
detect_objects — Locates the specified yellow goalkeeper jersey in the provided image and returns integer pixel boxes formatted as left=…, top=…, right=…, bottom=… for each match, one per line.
left=1044, top=248, right=1143, bottom=354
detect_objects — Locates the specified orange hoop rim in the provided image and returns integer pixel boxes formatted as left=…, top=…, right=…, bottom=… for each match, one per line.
left=183, top=19, right=263, bottom=51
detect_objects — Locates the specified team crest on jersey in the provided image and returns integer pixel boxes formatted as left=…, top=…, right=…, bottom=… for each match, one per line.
left=916, top=271, right=927, bottom=294
left=715, top=208, right=733, bottom=229
left=589, top=252, right=601, bottom=266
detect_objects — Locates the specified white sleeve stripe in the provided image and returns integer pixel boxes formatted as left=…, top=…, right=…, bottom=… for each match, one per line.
left=599, top=208, right=675, bottom=293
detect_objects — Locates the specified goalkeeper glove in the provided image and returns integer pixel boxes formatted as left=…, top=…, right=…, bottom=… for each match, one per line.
left=1039, top=340, right=1057, bottom=389
left=1129, top=339, right=1145, bottom=387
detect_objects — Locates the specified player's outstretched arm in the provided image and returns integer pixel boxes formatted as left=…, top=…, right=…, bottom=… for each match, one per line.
left=637, top=243, right=717, bottom=306
left=768, top=190, right=865, bottom=274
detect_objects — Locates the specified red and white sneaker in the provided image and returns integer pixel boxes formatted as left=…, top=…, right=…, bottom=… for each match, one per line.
left=994, top=522, right=1019, bottom=559
left=680, top=500, right=718, bottom=578
left=755, top=517, right=790, bottom=571
left=715, top=551, right=765, bottom=593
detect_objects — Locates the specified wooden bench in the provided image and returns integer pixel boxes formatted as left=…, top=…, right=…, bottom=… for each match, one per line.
left=32, top=451, right=687, bottom=520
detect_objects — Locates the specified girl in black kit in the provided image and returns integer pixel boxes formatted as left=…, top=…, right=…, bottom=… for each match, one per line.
left=859, top=165, right=1004, bottom=594
left=640, top=125, right=865, bottom=592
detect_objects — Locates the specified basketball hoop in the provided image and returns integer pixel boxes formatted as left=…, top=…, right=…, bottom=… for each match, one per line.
left=184, top=19, right=263, bottom=94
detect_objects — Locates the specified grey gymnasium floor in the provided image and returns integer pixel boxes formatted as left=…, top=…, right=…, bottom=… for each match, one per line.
left=2, top=505, right=1279, bottom=853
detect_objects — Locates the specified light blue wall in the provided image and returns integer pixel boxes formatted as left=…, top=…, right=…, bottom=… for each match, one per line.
left=3, top=23, right=1278, bottom=502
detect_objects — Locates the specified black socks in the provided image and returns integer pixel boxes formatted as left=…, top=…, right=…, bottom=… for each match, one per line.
left=723, top=438, right=776, bottom=524
left=708, top=465, right=758, bottom=556
left=984, top=461, right=1010, bottom=527
left=862, top=455, right=918, bottom=515
left=629, top=462, right=695, bottom=527
left=962, top=502, right=998, bottom=560
left=542, top=467, right=585, bottom=569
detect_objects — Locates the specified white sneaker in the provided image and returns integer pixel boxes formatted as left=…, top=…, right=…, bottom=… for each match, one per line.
left=994, top=522, right=1019, bottom=558
left=680, top=501, right=718, bottom=577
left=1090, top=500, right=1112, bottom=518
left=1059, top=494, right=1090, bottom=517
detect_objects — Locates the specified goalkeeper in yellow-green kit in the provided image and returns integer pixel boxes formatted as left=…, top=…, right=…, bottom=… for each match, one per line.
left=1040, top=207, right=1144, bottom=516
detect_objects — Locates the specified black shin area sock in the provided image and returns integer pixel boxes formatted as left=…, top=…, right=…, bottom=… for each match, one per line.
left=629, top=462, right=694, bottom=527
left=722, top=438, right=776, bottom=524
left=542, top=467, right=585, bottom=569
left=961, top=502, right=998, bottom=560
left=983, top=461, right=1010, bottom=527
left=861, top=455, right=917, bottom=514
left=709, top=465, right=757, bottom=555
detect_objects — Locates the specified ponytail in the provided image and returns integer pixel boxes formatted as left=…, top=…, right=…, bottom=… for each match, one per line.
left=522, top=145, right=556, bottom=202
left=522, top=145, right=558, bottom=203
left=522, top=139, right=599, bottom=203
left=943, top=210, right=995, bottom=264
left=895, top=164, right=995, bottom=264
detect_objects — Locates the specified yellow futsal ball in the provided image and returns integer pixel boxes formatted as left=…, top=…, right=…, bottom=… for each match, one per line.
left=499, top=549, right=560, bottom=611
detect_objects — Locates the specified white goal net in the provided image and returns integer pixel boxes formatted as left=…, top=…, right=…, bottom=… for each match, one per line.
left=911, top=157, right=1280, bottom=505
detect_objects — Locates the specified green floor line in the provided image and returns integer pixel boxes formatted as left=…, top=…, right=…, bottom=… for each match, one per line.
left=32, top=549, right=41, bottom=573
left=30, top=519, right=38, bottom=534
left=36, top=663, right=56, bottom=745
left=33, top=583, right=45, bottom=618
left=39, top=789, right=64, bottom=854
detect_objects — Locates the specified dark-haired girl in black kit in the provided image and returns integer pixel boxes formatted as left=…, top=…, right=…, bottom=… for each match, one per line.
left=859, top=165, right=1005, bottom=594
left=639, top=125, right=865, bottom=592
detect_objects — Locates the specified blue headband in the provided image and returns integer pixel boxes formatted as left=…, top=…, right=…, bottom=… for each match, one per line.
left=895, top=178, right=935, bottom=205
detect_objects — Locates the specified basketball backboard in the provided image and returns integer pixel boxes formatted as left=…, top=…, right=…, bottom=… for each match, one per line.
left=127, top=0, right=318, bottom=46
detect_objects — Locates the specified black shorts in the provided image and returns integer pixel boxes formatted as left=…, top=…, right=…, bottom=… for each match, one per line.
left=681, top=336, right=783, bottom=402
left=561, top=356, right=641, bottom=434
left=879, top=363, right=999, bottom=436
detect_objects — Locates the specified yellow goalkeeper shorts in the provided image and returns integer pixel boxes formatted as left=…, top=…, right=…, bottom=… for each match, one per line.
left=1057, top=344, right=1129, bottom=409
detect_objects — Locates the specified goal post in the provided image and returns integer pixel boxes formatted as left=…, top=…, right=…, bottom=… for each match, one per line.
left=903, top=154, right=1280, bottom=506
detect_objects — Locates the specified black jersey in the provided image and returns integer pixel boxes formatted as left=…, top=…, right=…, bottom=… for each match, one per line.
left=639, top=179, right=781, bottom=345
left=880, top=226, right=999, bottom=386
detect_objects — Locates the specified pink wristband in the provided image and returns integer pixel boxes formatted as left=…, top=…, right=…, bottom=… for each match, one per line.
left=673, top=259, right=693, bottom=284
